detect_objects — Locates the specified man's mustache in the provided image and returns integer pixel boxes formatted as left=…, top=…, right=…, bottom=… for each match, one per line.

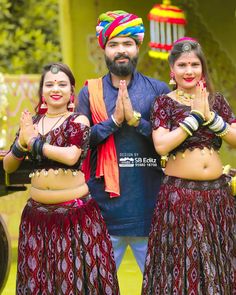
left=114, top=54, right=130, bottom=61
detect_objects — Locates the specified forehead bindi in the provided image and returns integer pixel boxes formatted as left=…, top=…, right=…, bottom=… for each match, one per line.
left=44, top=71, right=69, bottom=83
left=176, top=52, right=200, bottom=64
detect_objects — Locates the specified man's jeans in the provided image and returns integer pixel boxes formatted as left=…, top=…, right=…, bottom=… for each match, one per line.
left=110, top=235, right=148, bottom=273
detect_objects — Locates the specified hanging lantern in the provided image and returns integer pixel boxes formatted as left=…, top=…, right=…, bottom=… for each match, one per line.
left=148, top=0, right=187, bottom=59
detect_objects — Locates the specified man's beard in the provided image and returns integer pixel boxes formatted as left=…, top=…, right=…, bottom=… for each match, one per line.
left=105, top=53, right=138, bottom=77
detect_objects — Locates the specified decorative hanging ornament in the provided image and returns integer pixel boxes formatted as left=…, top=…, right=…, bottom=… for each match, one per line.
left=68, top=95, right=75, bottom=111
left=148, top=0, right=187, bottom=59
left=40, top=96, right=47, bottom=110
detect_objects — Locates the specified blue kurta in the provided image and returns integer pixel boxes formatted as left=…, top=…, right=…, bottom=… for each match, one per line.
left=77, top=71, right=170, bottom=236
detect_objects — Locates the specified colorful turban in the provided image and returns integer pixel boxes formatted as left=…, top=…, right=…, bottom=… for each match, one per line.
left=96, top=10, right=145, bottom=49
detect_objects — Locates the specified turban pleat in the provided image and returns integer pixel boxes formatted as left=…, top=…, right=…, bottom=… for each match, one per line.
left=96, top=10, right=145, bottom=49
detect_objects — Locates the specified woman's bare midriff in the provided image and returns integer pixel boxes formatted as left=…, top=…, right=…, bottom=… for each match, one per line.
left=165, top=147, right=223, bottom=180
left=30, top=169, right=89, bottom=204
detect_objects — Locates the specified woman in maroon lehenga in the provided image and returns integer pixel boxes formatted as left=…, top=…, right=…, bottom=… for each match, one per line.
left=3, top=63, right=119, bottom=294
left=142, top=38, right=236, bottom=295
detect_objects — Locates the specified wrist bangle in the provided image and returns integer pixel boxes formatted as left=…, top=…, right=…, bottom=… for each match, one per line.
left=27, top=137, right=37, bottom=152
left=31, top=138, right=45, bottom=158
left=111, top=115, right=122, bottom=127
left=179, top=122, right=193, bottom=136
left=190, top=110, right=205, bottom=121
left=202, top=111, right=215, bottom=126
left=17, top=139, right=28, bottom=152
left=216, top=123, right=230, bottom=137
left=127, top=111, right=141, bottom=127
left=11, top=141, right=26, bottom=160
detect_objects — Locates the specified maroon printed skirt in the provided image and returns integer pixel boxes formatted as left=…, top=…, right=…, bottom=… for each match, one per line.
left=142, top=175, right=236, bottom=295
left=16, top=197, right=120, bottom=295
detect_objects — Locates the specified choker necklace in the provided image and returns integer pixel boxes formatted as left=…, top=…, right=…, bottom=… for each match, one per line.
left=176, top=90, right=195, bottom=100
left=45, top=111, right=69, bottom=118
left=175, top=90, right=195, bottom=105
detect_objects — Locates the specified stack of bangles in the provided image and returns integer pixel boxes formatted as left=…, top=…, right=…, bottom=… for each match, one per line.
left=11, top=137, right=46, bottom=160
left=179, top=110, right=229, bottom=137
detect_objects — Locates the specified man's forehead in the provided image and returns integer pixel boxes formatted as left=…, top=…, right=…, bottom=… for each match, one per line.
left=106, top=36, right=136, bottom=45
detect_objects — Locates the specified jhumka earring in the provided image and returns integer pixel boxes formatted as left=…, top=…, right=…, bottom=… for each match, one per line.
left=68, top=95, right=75, bottom=111
left=40, top=96, right=47, bottom=109
left=201, top=76, right=206, bottom=88
left=169, top=72, right=176, bottom=85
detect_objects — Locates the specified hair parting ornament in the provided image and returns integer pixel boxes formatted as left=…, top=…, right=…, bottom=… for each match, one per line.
left=50, top=65, right=60, bottom=74
left=181, top=43, right=192, bottom=53
left=173, top=37, right=199, bottom=53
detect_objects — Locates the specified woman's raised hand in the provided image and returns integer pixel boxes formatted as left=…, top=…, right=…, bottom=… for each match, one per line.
left=19, top=110, right=38, bottom=146
left=191, top=80, right=210, bottom=120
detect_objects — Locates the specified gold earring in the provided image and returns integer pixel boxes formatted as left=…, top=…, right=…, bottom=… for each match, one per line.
left=169, top=72, right=176, bottom=85
left=40, top=96, right=47, bottom=109
left=68, top=95, right=75, bottom=111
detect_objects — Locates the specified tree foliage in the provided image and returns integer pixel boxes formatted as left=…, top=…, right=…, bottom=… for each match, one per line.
left=0, top=0, right=62, bottom=74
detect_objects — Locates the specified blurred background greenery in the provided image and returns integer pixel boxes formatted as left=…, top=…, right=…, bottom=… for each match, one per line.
left=0, top=0, right=235, bottom=294
left=0, top=0, right=61, bottom=74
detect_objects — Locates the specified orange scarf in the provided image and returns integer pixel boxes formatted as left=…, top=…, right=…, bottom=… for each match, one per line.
left=88, top=78, right=120, bottom=197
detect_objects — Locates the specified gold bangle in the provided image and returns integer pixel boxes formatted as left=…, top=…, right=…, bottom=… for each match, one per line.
left=17, top=139, right=28, bottom=152
left=127, top=111, right=141, bottom=127
left=190, top=110, right=205, bottom=121
left=216, top=124, right=230, bottom=137
left=179, top=123, right=193, bottom=136
left=202, top=111, right=215, bottom=126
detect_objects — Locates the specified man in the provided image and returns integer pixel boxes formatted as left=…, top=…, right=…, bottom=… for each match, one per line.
left=77, top=10, right=170, bottom=272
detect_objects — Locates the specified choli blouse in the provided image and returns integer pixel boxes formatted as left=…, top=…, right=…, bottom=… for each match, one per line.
left=151, top=92, right=236, bottom=156
left=27, top=113, right=90, bottom=170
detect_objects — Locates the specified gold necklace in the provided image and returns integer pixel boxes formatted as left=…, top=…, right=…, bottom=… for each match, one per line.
left=175, top=90, right=195, bottom=105
left=45, top=111, right=69, bottom=118
left=176, top=90, right=195, bottom=100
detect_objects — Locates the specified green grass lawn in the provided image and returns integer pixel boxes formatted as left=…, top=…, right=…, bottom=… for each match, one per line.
left=2, top=245, right=143, bottom=295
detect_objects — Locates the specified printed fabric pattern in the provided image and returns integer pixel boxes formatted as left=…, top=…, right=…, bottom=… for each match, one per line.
left=142, top=175, right=236, bottom=295
left=30, top=113, right=90, bottom=170
left=17, top=198, right=120, bottom=295
left=150, top=92, right=236, bottom=155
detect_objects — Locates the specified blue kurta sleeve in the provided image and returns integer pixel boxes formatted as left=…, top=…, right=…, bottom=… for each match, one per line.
left=77, top=86, right=120, bottom=149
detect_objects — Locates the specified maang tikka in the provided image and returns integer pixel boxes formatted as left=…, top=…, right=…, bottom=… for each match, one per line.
left=182, top=42, right=192, bottom=53
left=50, top=65, right=60, bottom=74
